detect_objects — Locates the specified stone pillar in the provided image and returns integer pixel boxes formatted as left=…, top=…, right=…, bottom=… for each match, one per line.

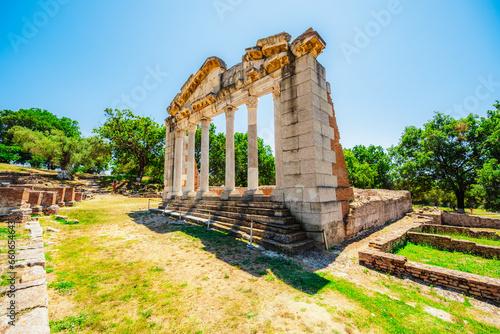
left=171, top=129, right=185, bottom=198
left=162, top=118, right=176, bottom=202
left=198, top=118, right=217, bottom=199
left=280, top=53, right=343, bottom=245
left=271, top=83, right=284, bottom=201
left=221, top=107, right=239, bottom=199
left=183, top=124, right=197, bottom=198
left=243, top=96, right=263, bottom=198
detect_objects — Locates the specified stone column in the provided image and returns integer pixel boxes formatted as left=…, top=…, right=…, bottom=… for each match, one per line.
left=271, top=83, right=284, bottom=201
left=221, top=107, right=239, bottom=199
left=197, top=118, right=217, bottom=199
left=183, top=124, right=197, bottom=198
left=171, top=129, right=185, bottom=198
left=244, top=96, right=263, bottom=198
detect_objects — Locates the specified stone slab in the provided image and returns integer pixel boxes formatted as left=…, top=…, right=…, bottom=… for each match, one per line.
left=0, top=284, right=48, bottom=316
left=20, top=266, right=46, bottom=283
left=6, top=307, right=50, bottom=334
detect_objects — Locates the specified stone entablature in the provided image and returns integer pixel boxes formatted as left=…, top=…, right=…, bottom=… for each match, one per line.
left=162, top=28, right=354, bottom=245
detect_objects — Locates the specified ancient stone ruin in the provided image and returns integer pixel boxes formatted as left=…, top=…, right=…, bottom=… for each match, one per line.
left=162, top=27, right=400, bottom=251
left=0, top=184, right=86, bottom=222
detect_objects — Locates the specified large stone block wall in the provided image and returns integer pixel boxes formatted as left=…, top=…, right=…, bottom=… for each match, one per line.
left=345, top=189, right=412, bottom=240
left=359, top=248, right=500, bottom=303
left=407, top=231, right=500, bottom=259
left=442, top=211, right=500, bottom=229
left=279, top=53, right=345, bottom=244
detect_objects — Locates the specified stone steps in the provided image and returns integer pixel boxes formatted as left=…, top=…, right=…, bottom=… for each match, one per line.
left=164, top=200, right=290, bottom=217
left=152, top=199, right=315, bottom=254
left=159, top=204, right=295, bottom=226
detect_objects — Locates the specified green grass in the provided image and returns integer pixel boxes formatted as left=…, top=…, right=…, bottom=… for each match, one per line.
left=45, top=195, right=500, bottom=334
left=395, top=242, right=500, bottom=279
left=422, top=229, right=500, bottom=247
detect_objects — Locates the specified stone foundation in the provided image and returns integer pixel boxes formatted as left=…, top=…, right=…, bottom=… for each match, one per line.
left=407, top=231, right=500, bottom=259
left=344, top=188, right=412, bottom=240
left=442, top=211, right=500, bottom=229
left=359, top=249, right=500, bottom=304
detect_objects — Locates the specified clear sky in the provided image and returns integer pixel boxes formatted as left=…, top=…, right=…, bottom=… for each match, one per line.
left=1, top=0, right=499, bottom=152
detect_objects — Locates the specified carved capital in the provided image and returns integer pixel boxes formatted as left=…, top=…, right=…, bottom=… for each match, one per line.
left=187, top=123, right=197, bottom=133
left=174, top=129, right=185, bottom=139
left=246, top=95, right=258, bottom=109
left=200, top=118, right=212, bottom=129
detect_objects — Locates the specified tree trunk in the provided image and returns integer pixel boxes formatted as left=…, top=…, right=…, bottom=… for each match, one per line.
left=136, top=161, right=145, bottom=182
left=455, top=189, right=466, bottom=213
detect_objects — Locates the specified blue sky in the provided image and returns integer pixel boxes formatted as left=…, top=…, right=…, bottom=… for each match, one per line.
left=1, top=0, right=499, bottom=152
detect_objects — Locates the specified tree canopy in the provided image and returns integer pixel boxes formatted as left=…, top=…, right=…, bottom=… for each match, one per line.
left=95, top=108, right=165, bottom=182
left=344, top=145, right=393, bottom=189
left=391, top=104, right=499, bottom=211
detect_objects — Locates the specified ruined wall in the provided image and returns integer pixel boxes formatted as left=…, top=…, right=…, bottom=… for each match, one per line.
left=359, top=249, right=500, bottom=304
left=345, top=189, right=412, bottom=239
left=279, top=53, right=345, bottom=244
left=407, top=232, right=500, bottom=259
left=0, top=188, right=30, bottom=215
left=442, top=211, right=500, bottom=229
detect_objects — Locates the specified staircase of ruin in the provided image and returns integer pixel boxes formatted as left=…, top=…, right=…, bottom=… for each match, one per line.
left=152, top=199, right=315, bottom=254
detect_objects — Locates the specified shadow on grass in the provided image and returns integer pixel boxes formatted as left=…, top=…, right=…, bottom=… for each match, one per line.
left=127, top=211, right=330, bottom=295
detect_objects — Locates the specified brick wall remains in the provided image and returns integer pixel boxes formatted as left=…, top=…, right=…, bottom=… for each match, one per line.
left=28, top=191, right=43, bottom=206
left=417, top=224, right=500, bottom=240
left=40, top=192, right=57, bottom=206
left=359, top=248, right=500, bottom=304
left=442, top=211, right=500, bottom=229
left=407, top=231, right=500, bottom=259
left=64, top=187, right=75, bottom=202
left=0, top=187, right=30, bottom=216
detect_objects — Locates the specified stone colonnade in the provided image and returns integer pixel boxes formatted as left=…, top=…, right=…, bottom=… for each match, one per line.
left=162, top=28, right=355, bottom=245
left=169, top=93, right=277, bottom=200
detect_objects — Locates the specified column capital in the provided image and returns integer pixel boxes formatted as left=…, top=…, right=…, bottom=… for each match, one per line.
left=200, top=118, right=212, bottom=128
left=187, top=123, right=197, bottom=133
left=174, top=129, right=185, bottom=138
left=246, top=95, right=258, bottom=109
left=224, top=106, right=236, bottom=118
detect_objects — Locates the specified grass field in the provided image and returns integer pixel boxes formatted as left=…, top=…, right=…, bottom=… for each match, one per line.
left=395, top=242, right=500, bottom=279
left=37, top=195, right=500, bottom=333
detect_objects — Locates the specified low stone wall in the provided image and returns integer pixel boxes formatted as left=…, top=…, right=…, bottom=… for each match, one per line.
left=416, top=224, right=500, bottom=240
left=75, top=192, right=84, bottom=201
left=407, top=232, right=500, bottom=259
left=359, top=248, right=500, bottom=304
left=0, top=188, right=30, bottom=216
left=442, top=211, right=500, bottom=229
left=344, top=189, right=413, bottom=239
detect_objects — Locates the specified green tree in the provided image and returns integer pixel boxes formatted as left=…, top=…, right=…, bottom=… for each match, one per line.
left=76, top=136, right=112, bottom=174
left=347, top=145, right=394, bottom=189
left=0, top=108, right=80, bottom=165
left=476, top=102, right=500, bottom=211
left=344, top=149, right=378, bottom=188
left=391, top=112, right=486, bottom=212
left=194, top=123, right=275, bottom=187
left=95, top=109, right=165, bottom=182
left=8, top=126, right=85, bottom=178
